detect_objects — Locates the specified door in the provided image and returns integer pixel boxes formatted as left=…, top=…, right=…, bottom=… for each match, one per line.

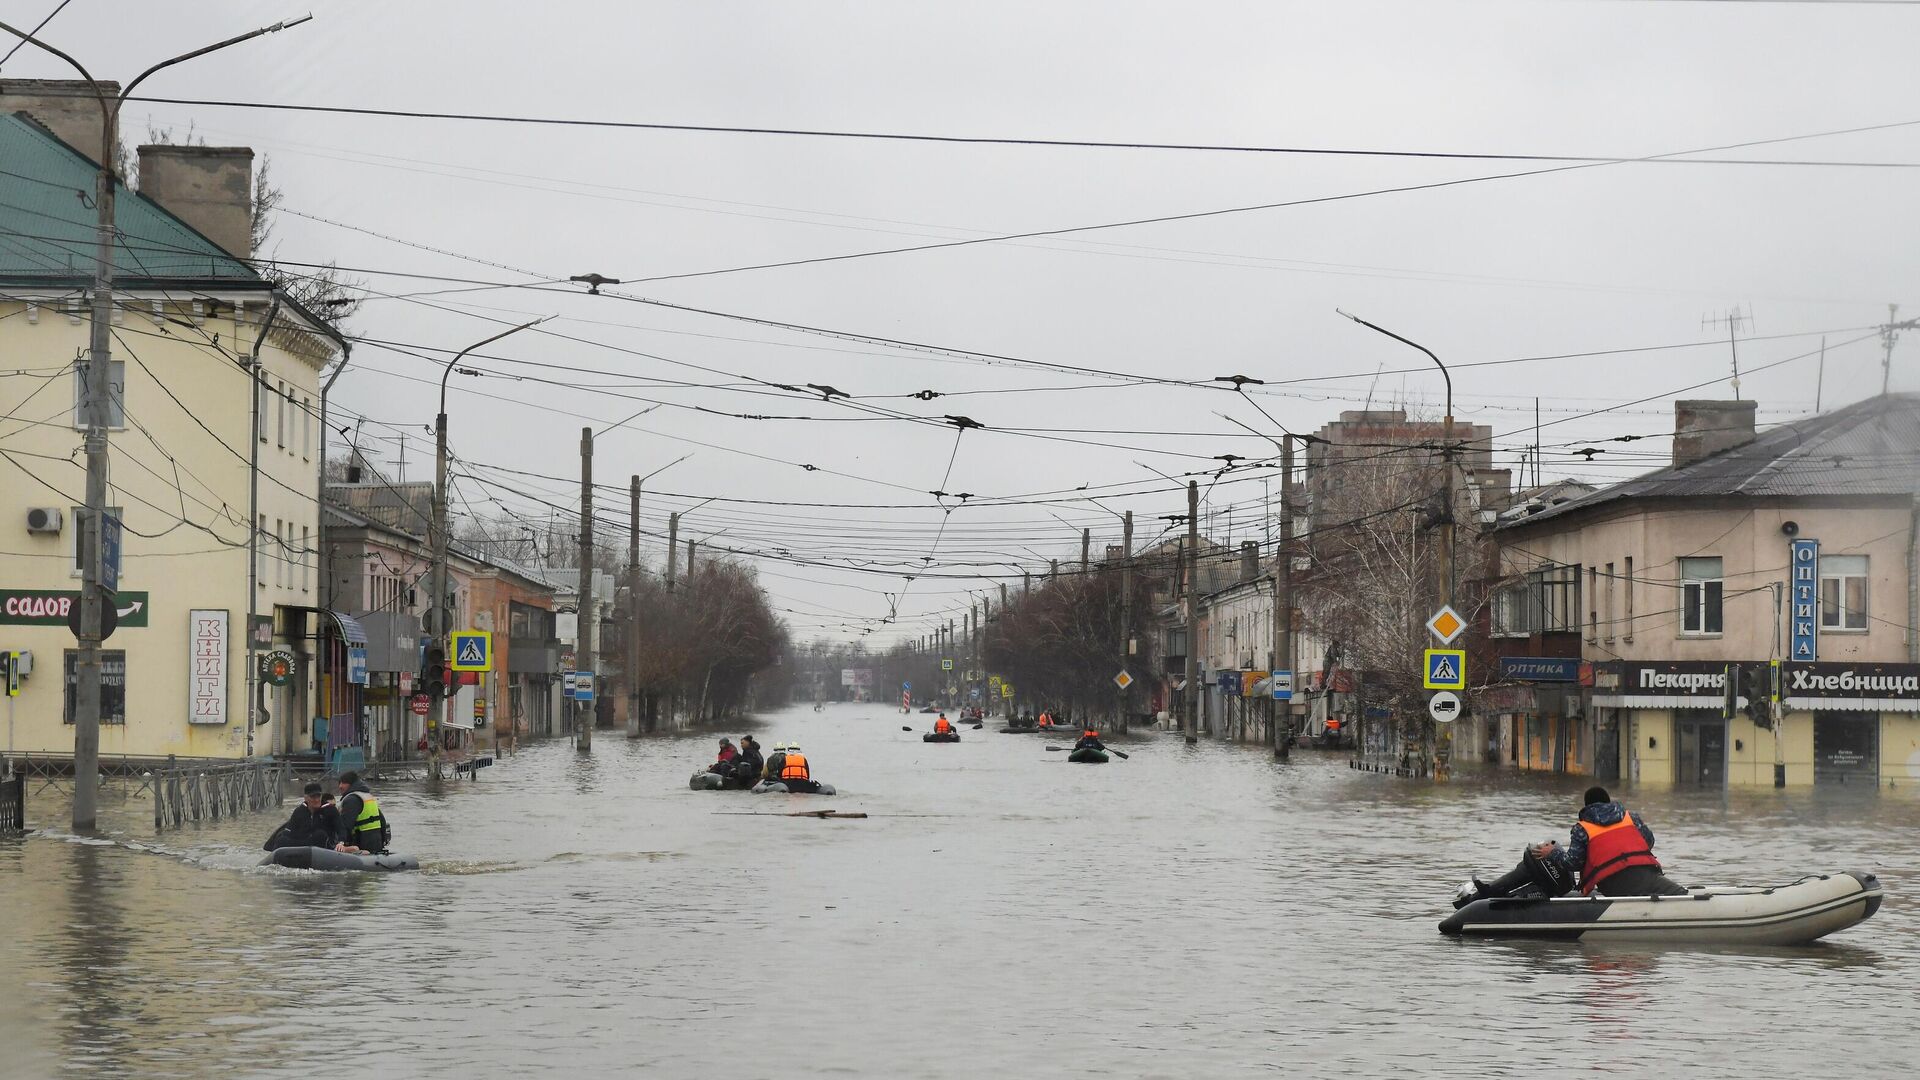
left=1593, top=710, right=1621, bottom=782
left=1675, top=712, right=1726, bottom=787
left=1814, top=712, right=1879, bottom=786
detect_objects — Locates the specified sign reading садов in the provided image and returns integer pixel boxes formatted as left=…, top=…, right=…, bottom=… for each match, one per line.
left=1790, top=538, right=1819, bottom=662
left=0, top=589, right=150, bottom=626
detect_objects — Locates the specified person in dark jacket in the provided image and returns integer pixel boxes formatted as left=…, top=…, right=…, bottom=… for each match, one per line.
left=264, top=782, right=340, bottom=851
left=335, top=772, right=390, bottom=854
left=1454, top=786, right=1683, bottom=908
left=1073, top=729, right=1106, bottom=752
left=734, top=736, right=765, bottom=781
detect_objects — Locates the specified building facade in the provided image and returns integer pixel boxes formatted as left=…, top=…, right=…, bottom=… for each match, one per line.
left=1493, top=396, right=1920, bottom=789
left=0, top=92, right=343, bottom=762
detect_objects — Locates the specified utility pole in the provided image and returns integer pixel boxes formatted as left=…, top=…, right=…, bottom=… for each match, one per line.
left=666, top=513, right=679, bottom=591
left=1023, top=571, right=1031, bottom=595
left=1000, top=581, right=1008, bottom=609
left=627, top=474, right=642, bottom=739
left=1273, top=437, right=1294, bottom=760
left=1081, top=528, right=1091, bottom=574
left=0, top=13, right=312, bottom=831
left=1881, top=306, right=1920, bottom=396
left=1119, top=510, right=1133, bottom=736
left=1185, top=480, right=1200, bottom=746
left=577, top=427, right=594, bottom=753
left=245, top=304, right=278, bottom=761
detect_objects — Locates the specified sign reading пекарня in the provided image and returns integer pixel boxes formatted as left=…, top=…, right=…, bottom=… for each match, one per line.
left=0, top=588, right=150, bottom=626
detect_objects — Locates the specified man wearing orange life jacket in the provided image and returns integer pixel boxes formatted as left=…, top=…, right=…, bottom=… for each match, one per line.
left=1036, top=711, right=1053, bottom=729
left=1541, top=786, right=1684, bottom=897
left=933, top=714, right=953, bottom=735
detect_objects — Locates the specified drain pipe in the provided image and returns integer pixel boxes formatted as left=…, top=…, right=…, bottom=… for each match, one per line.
left=1909, top=495, right=1919, bottom=664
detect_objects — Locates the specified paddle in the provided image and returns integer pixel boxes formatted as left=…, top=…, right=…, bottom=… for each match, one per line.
left=1045, top=745, right=1129, bottom=759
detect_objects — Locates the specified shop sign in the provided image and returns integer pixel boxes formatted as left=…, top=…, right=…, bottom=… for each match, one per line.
left=1498, top=656, right=1581, bottom=683
left=188, top=609, right=228, bottom=726
left=1790, top=539, right=1819, bottom=662
left=260, top=649, right=297, bottom=686
left=1608, top=660, right=1739, bottom=697
left=0, top=588, right=150, bottom=626
left=1784, top=662, right=1920, bottom=699
left=347, top=647, right=369, bottom=686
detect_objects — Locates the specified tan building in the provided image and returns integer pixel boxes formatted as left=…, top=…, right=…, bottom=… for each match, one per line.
left=0, top=91, right=343, bottom=762
left=1492, top=396, right=1920, bottom=789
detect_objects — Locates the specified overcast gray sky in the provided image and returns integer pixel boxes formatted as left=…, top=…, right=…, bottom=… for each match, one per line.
left=9, top=0, right=1918, bottom=644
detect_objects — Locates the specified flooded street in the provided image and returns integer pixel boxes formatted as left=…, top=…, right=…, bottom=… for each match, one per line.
left=5, top=703, right=1919, bottom=1079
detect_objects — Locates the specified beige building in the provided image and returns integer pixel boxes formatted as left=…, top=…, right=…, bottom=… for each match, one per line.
left=0, top=87, right=343, bottom=762
left=1492, top=396, right=1920, bottom=789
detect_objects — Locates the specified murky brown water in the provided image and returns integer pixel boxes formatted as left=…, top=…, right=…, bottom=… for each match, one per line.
left=4, top=702, right=1917, bottom=1078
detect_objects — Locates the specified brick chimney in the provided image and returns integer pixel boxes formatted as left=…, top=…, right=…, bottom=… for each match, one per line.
left=0, top=79, right=122, bottom=162
left=136, top=144, right=254, bottom=258
left=1240, top=540, right=1260, bottom=583
left=1672, top=399, right=1757, bottom=468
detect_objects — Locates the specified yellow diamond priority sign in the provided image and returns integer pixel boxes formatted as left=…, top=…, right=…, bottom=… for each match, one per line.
left=1426, top=605, right=1465, bottom=645
left=1114, top=670, right=1134, bottom=690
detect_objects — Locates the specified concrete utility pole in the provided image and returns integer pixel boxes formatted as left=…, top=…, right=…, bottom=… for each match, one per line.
left=1273, top=437, right=1294, bottom=760
left=627, top=475, right=642, bottom=738
left=666, top=513, right=679, bottom=591
left=1081, top=529, right=1091, bottom=574
left=1119, top=510, right=1133, bottom=735
left=0, top=14, right=312, bottom=831
left=1000, top=581, right=1008, bottom=609
left=1186, top=480, right=1200, bottom=746
left=577, top=427, right=594, bottom=753
left=244, top=303, right=279, bottom=762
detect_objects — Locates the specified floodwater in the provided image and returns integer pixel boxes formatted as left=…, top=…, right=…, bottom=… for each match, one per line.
left=3, top=703, right=1918, bottom=1079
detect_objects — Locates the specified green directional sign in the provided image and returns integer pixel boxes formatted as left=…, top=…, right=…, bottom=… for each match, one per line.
left=0, top=589, right=149, bottom=627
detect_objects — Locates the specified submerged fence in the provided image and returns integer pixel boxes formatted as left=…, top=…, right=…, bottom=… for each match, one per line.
left=0, top=772, right=22, bottom=833
left=152, top=759, right=291, bottom=831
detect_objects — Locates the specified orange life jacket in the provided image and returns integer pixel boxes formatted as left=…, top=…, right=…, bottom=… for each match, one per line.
left=1038, top=713, right=1053, bottom=728
left=779, top=752, right=810, bottom=782
left=934, top=718, right=952, bottom=734
left=1577, top=811, right=1661, bottom=895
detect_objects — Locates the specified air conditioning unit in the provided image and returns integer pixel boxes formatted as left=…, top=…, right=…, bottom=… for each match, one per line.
left=26, top=507, right=64, bottom=534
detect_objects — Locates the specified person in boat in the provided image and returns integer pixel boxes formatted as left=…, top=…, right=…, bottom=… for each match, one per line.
left=775, top=742, right=819, bottom=793
left=933, top=713, right=954, bottom=736
left=709, top=738, right=738, bottom=774
left=1454, top=786, right=1681, bottom=908
left=764, top=742, right=789, bottom=781
left=735, top=735, right=765, bottom=780
left=1036, top=711, right=1054, bottom=729
left=264, top=782, right=342, bottom=852
left=335, top=771, right=390, bottom=855
left=1073, top=729, right=1106, bottom=753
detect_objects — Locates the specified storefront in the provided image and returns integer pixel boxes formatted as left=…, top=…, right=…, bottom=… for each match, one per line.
left=1785, top=662, right=1920, bottom=788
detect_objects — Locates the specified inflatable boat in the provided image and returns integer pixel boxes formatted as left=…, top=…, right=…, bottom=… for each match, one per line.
left=689, top=769, right=756, bottom=790
left=1439, top=871, right=1882, bottom=945
left=1001, top=725, right=1038, bottom=734
left=1068, top=748, right=1109, bottom=764
left=923, top=731, right=961, bottom=743
left=262, top=846, right=419, bottom=872
left=752, top=779, right=838, bottom=796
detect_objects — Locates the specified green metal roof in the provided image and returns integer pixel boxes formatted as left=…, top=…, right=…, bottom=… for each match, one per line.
left=0, top=111, right=262, bottom=287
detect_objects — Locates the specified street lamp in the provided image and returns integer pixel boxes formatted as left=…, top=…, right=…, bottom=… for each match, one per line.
left=626, top=452, right=691, bottom=737
left=427, top=316, right=547, bottom=780
left=1339, top=310, right=1456, bottom=778
left=0, top=14, right=313, bottom=831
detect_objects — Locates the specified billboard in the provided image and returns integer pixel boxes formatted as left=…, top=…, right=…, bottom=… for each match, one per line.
left=840, top=668, right=873, bottom=688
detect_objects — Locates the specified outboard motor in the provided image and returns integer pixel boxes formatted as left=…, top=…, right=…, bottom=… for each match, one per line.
left=1523, top=846, right=1574, bottom=898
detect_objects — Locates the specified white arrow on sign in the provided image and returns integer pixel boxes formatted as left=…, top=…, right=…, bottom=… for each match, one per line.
left=1428, top=690, right=1462, bottom=724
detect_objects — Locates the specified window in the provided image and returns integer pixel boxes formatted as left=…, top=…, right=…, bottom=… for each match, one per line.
left=301, top=526, right=311, bottom=592
left=256, top=515, right=266, bottom=583
left=71, top=359, right=125, bottom=429
left=1819, top=555, right=1868, bottom=631
left=1681, top=556, right=1723, bottom=635
left=301, top=396, right=312, bottom=461
left=1529, top=563, right=1581, bottom=633
left=256, top=374, right=269, bottom=442
left=70, top=505, right=124, bottom=577
left=1604, top=562, right=1616, bottom=643
left=1624, top=556, right=1635, bottom=642
left=276, top=380, right=287, bottom=449
left=1493, top=583, right=1532, bottom=637
left=64, top=649, right=126, bottom=725
left=1588, top=566, right=1599, bottom=643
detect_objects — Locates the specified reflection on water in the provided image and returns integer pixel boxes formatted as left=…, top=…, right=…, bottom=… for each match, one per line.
left=3, top=703, right=1919, bottom=1078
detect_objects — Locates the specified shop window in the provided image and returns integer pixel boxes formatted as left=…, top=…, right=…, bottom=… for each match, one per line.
left=63, top=650, right=126, bottom=724
left=1681, top=556, right=1723, bottom=635
left=1819, top=554, right=1868, bottom=631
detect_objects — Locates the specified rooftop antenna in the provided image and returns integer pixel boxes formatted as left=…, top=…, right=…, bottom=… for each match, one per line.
left=1702, top=306, right=1752, bottom=399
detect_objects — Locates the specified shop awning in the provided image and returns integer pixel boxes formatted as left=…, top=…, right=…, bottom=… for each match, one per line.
left=325, top=610, right=369, bottom=646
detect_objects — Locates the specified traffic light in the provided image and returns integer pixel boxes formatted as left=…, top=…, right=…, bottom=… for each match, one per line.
left=1722, top=663, right=1740, bottom=721
left=1741, top=662, right=1777, bottom=730
left=1, top=651, right=16, bottom=697
left=423, top=644, right=450, bottom=700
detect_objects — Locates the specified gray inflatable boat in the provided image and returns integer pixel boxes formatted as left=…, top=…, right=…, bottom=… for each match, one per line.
left=751, top=779, right=837, bottom=796
left=1440, top=871, right=1881, bottom=945
left=262, top=846, right=420, bottom=872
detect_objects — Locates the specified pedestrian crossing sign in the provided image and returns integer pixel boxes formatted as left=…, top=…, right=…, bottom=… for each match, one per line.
left=451, top=630, right=493, bottom=672
left=1423, top=648, right=1466, bottom=691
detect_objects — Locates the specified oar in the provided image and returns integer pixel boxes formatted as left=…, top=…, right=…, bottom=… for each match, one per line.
left=1045, top=745, right=1129, bottom=759
left=901, top=725, right=914, bottom=732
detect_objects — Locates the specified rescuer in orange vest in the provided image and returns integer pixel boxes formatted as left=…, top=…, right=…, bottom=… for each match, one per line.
left=1454, top=786, right=1683, bottom=908
left=933, top=714, right=953, bottom=735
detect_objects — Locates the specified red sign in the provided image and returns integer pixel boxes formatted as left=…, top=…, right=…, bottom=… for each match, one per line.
left=399, top=671, right=413, bottom=694
left=410, top=693, right=432, bottom=716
